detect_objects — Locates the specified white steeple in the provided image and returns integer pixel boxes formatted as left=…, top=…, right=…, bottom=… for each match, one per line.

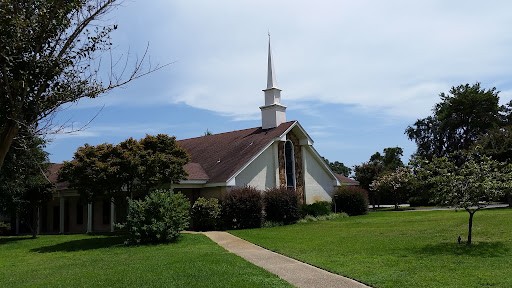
left=260, top=35, right=286, bottom=129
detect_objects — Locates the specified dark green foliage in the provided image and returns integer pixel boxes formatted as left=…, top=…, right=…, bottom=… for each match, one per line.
left=301, top=201, right=332, bottom=217
left=263, top=187, right=300, bottom=224
left=333, top=186, right=369, bottom=216
left=121, top=190, right=190, bottom=245
left=0, top=130, right=53, bottom=237
left=406, top=83, right=505, bottom=160
left=408, top=196, right=432, bottom=207
left=354, top=147, right=404, bottom=207
left=60, top=134, right=189, bottom=201
left=322, top=157, right=352, bottom=176
left=0, top=221, right=11, bottom=235
left=190, top=197, right=221, bottom=231
left=222, top=186, right=263, bottom=229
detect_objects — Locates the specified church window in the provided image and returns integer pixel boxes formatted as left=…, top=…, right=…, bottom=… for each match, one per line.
left=285, top=140, right=296, bottom=189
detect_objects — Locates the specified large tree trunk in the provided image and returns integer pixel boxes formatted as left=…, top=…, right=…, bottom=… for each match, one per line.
left=0, top=121, right=20, bottom=170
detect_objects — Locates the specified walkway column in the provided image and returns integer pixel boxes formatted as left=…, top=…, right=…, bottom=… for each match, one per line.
left=37, top=207, right=40, bottom=235
left=87, top=202, right=93, bottom=233
left=301, top=145, right=308, bottom=204
left=15, top=212, right=19, bottom=235
left=59, top=196, right=65, bottom=234
left=110, top=198, right=115, bottom=233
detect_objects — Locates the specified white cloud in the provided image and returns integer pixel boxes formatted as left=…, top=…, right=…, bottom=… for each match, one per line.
left=69, top=1, right=512, bottom=122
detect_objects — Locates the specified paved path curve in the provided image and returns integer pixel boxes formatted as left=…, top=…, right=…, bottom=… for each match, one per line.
left=202, top=231, right=371, bottom=288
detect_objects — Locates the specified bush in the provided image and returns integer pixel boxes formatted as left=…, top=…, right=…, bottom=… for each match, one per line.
left=333, top=186, right=369, bottom=216
left=222, top=186, right=263, bottom=229
left=191, top=197, right=221, bottom=231
left=0, top=221, right=11, bottom=236
left=408, top=196, right=431, bottom=207
left=301, top=201, right=332, bottom=217
left=263, top=187, right=300, bottom=224
left=121, top=189, right=190, bottom=245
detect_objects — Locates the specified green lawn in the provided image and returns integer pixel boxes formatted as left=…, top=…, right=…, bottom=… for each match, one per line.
left=0, top=233, right=291, bottom=288
left=232, top=209, right=512, bottom=288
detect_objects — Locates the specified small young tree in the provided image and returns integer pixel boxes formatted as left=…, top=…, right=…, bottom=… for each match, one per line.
left=418, top=154, right=512, bottom=244
left=370, top=167, right=414, bottom=210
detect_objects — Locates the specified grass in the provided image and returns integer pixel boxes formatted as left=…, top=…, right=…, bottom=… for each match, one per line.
left=0, top=233, right=292, bottom=288
left=231, top=208, right=512, bottom=288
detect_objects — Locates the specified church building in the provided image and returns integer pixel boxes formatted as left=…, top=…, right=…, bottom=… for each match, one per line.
left=174, top=39, right=341, bottom=204
left=38, top=39, right=346, bottom=234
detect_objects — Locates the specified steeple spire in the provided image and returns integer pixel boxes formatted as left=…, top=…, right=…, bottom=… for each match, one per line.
left=267, top=34, right=277, bottom=89
left=260, top=34, right=286, bottom=129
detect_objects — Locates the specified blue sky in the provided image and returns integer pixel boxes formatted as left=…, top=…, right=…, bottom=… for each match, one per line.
left=46, top=0, right=512, bottom=170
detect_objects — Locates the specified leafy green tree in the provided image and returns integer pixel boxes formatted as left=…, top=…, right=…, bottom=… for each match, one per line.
left=322, top=157, right=352, bottom=176
left=354, top=147, right=404, bottom=207
left=0, top=130, right=53, bottom=237
left=60, top=134, right=189, bottom=204
left=406, top=83, right=504, bottom=159
left=370, top=167, right=413, bottom=210
left=354, top=161, right=382, bottom=208
left=0, top=0, right=163, bottom=170
left=417, top=153, right=512, bottom=244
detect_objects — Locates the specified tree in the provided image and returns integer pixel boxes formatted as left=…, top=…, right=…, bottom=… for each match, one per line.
left=0, top=0, right=164, bottom=169
left=354, top=161, right=382, bottom=208
left=417, top=153, right=512, bottom=244
left=354, top=147, right=404, bottom=207
left=370, top=167, right=413, bottom=210
left=406, top=83, right=504, bottom=159
left=322, top=157, right=352, bottom=176
left=60, top=134, right=189, bottom=204
left=0, top=130, right=53, bottom=237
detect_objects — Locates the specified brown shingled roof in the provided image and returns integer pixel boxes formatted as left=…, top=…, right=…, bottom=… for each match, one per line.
left=334, top=174, right=359, bottom=186
left=47, top=163, right=68, bottom=190
left=183, top=163, right=209, bottom=181
left=178, top=121, right=296, bottom=183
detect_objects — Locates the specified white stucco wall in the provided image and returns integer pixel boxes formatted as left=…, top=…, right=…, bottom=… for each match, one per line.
left=235, top=144, right=277, bottom=190
left=303, top=147, right=336, bottom=204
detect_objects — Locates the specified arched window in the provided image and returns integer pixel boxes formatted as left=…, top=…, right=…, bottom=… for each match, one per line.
left=284, top=140, right=296, bottom=189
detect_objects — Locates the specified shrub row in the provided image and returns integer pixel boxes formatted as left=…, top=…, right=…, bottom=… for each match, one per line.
left=190, top=186, right=301, bottom=231
left=122, top=185, right=370, bottom=244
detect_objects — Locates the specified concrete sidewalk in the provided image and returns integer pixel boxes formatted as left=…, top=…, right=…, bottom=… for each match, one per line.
left=202, top=231, right=371, bottom=288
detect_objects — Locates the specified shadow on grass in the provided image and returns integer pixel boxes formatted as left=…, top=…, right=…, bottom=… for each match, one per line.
left=417, top=242, right=510, bottom=257
left=0, top=236, right=36, bottom=245
left=31, top=236, right=125, bottom=253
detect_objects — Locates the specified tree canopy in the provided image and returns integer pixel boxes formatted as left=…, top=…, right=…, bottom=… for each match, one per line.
left=59, top=134, right=189, bottom=202
left=322, top=157, right=352, bottom=177
left=405, top=83, right=507, bottom=160
left=354, top=146, right=404, bottom=207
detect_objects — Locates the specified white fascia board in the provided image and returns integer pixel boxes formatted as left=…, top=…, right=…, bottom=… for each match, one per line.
left=305, top=145, right=341, bottom=186
left=282, top=121, right=314, bottom=145
left=178, top=180, right=208, bottom=185
left=204, top=182, right=229, bottom=188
